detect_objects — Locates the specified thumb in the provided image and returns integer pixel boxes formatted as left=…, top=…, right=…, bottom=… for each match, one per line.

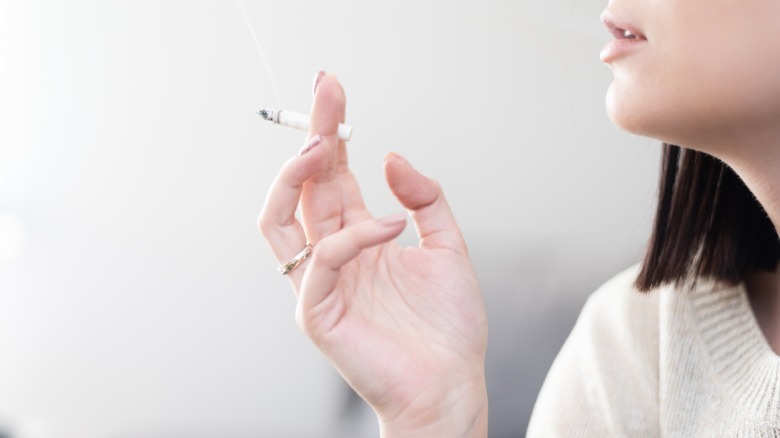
left=384, top=153, right=468, bottom=254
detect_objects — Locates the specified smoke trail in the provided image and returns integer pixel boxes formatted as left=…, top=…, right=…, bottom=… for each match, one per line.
left=236, top=0, right=283, bottom=104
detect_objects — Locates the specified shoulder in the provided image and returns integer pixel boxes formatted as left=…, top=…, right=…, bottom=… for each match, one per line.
left=527, top=265, right=661, bottom=436
left=555, top=265, right=662, bottom=379
left=578, top=265, right=661, bottom=350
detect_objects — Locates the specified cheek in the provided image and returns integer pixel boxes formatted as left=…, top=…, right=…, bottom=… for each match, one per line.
left=680, top=26, right=780, bottom=129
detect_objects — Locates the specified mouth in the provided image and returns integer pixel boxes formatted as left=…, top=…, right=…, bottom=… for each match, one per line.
left=600, top=10, right=647, bottom=62
left=600, top=11, right=647, bottom=42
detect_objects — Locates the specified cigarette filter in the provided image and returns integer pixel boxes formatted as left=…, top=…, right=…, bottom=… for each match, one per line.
left=258, top=108, right=352, bottom=142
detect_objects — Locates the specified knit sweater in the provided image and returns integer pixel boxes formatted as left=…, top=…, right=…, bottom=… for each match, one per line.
left=526, top=266, right=780, bottom=436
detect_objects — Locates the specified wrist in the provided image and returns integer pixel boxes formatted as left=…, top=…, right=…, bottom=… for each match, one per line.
left=377, top=376, right=488, bottom=438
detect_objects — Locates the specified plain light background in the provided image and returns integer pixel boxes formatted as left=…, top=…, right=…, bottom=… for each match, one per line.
left=0, top=0, right=659, bottom=436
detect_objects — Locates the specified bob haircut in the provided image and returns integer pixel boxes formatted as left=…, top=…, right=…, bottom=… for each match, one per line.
left=636, top=144, right=780, bottom=292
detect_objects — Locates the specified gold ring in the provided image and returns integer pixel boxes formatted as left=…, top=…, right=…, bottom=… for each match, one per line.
left=277, top=243, right=313, bottom=275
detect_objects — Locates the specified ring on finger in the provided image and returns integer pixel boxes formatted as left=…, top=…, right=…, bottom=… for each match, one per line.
left=277, top=243, right=313, bottom=275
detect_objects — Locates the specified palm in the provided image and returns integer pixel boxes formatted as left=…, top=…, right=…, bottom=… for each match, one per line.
left=301, top=225, right=486, bottom=415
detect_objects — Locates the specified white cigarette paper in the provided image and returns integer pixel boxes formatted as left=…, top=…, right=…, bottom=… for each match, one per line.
left=258, top=108, right=353, bottom=142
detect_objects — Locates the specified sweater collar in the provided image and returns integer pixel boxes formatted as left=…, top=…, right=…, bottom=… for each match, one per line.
left=685, top=280, right=780, bottom=418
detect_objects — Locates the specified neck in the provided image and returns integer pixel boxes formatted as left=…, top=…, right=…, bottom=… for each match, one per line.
left=728, top=157, right=780, bottom=240
left=711, top=127, right=780, bottom=354
left=709, top=122, right=780, bottom=239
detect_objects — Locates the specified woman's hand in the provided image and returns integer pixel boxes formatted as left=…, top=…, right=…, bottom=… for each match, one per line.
left=259, top=74, right=488, bottom=437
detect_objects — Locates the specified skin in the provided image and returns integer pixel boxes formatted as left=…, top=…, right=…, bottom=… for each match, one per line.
left=602, top=0, right=780, bottom=351
left=261, top=0, right=780, bottom=434
left=259, top=75, right=488, bottom=436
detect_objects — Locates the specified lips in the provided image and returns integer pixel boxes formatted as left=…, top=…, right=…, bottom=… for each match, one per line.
left=600, top=10, right=647, bottom=62
left=601, top=10, right=647, bottom=41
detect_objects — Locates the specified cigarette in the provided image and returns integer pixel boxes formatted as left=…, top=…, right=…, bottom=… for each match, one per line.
left=258, top=108, right=353, bottom=142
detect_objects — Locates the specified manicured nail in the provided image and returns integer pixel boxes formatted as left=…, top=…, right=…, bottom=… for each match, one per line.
left=383, top=152, right=406, bottom=162
left=378, top=212, right=407, bottom=227
left=299, top=134, right=322, bottom=156
left=312, top=70, right=326, bottom=98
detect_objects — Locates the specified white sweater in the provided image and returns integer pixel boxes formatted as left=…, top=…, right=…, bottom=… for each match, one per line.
left=527, top=266, right=780, bottom=436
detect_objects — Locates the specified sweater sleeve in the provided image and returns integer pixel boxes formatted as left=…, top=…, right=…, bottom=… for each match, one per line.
left=526, top=267, right=661, bottom=437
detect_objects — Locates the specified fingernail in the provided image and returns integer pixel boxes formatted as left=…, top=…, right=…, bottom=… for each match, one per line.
left=312, top=70, right=326, bottom=98
left=383, top=152, right=406, bottom=162
left=378, top=212, right=407, bottom=227
left=299, top=134, right=322, bottom=156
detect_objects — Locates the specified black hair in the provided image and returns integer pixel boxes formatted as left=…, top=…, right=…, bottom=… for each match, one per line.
left=635, top=144, right=780, bottom=292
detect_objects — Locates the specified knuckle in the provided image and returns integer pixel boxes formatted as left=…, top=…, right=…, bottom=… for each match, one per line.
left=427, top=179, right=446, bottom=207
left=429, top=178, right=443, bottom=195
left=257, top=210, right=273, bottom=236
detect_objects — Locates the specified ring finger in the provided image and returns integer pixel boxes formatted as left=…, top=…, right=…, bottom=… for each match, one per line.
left=259, top=134, right=330, bottom=290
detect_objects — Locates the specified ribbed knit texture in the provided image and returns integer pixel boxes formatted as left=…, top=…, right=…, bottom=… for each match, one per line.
left=527, top=266, right=780, bottom=436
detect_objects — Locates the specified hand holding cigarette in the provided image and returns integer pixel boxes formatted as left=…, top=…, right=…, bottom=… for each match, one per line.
left=258, top=108, right=353, bottom=141
left=258, top=73, right=489, bottom=436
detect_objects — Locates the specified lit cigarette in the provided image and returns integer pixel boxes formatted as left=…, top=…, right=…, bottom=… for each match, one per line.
left=258, top=108, right=353, bottom=142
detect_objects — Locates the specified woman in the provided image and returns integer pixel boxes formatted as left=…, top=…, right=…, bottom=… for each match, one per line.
left=259, top=0, right=780, bottom=434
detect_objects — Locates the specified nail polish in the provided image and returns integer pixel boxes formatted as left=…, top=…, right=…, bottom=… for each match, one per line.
left=312, top=71, right=326, bottom=98
left=299, top=134, right=322, bottom=156
left=383, top=152, right=407, bottom=162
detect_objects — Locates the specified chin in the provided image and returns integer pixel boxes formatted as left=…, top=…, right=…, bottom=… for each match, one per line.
left=605, top=82, right=694, bottom=148
left=605, top=83, right=654, bottom=137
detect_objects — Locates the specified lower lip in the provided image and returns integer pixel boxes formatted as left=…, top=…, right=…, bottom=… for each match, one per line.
left=600, top=38, right=647, bottom=63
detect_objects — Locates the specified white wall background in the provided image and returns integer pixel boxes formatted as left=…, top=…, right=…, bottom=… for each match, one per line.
left=0, top=0, right=659, bottom=436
